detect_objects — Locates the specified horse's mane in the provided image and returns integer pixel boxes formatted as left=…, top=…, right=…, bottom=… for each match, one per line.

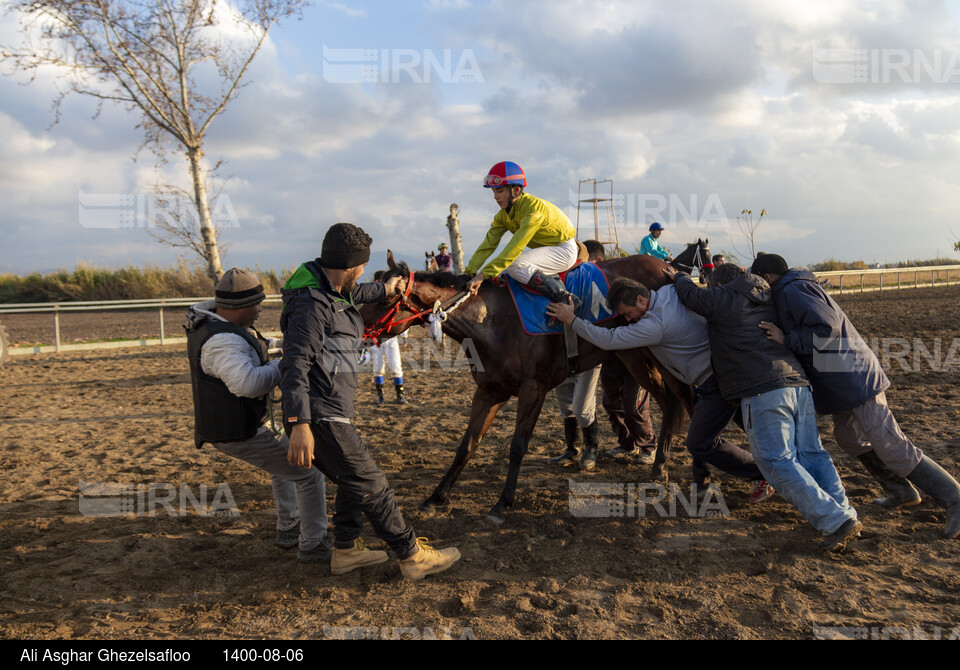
left=383, top=262, right=472, bottom=291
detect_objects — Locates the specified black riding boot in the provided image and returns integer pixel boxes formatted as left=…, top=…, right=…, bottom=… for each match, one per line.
left=528, top=270, right=582, bottom=325
left=548, top=417, right=582, bottom=468
left=857, top=451, right=922, bottom=509
left=394, top=383, right=407, bottom=405
left=375, top=383, right=385, bottom=405
left=906, top=455, right=960, bottom=539
left=579, top=420, right=600, bottom=471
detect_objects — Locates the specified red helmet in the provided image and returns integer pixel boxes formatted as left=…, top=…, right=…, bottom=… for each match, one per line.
left=482, top=161, right=526, bottom=188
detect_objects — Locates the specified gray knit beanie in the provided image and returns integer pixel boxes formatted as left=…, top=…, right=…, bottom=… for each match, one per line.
left=215, top=268, right=265, bottom=309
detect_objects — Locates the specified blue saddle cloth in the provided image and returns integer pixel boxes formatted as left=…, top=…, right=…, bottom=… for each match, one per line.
left=503, top=262, right=615, bottom=335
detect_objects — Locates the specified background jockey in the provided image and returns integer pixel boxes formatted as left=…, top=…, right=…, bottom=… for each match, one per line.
left=640, top=222, right=673, bottom=262
left=435, top=243, right=453, bottom=273
left=465, top=161, right=580, bottom=308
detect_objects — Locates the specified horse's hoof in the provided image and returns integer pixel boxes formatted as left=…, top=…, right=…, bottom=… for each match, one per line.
left=418, top=500, right=439, bottom=517
left=485, top=506, right=505, bottom=526
left=651, top=465, right=669, bottom=483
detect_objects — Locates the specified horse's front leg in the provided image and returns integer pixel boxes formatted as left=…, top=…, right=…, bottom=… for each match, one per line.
left=487, top=384, right=548, bottom=526
left=420, top=386, right=508, bottom=516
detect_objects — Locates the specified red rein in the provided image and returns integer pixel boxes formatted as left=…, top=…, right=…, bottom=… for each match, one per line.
left=363, top=270, right=433, bottom=345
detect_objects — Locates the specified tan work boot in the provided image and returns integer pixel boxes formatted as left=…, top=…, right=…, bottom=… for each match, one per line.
left=398, top=537, right=461, bottom=580
left=331, top=538, right=388, bottom=575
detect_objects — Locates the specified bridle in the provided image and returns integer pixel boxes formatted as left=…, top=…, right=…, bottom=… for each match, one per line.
left=363, top=270, right=470, bottom=345
left=672, top=241, right=708, bottom=273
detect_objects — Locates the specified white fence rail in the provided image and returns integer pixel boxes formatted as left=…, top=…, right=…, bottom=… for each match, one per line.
left=0, top=295, right=282, bottom=354
left=815, top=264, right=960, bottom=294
left=0, top=264, right=958, bottom=356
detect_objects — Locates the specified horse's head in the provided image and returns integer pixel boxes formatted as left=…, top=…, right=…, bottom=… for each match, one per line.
left=359, top=251, right=471, bottom=342
left=671, top=238, right=711, bottom=284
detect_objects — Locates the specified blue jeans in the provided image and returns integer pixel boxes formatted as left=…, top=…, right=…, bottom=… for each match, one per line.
left=741, top=386, right=857, bottom=535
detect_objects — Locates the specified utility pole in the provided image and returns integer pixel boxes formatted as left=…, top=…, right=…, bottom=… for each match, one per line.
left=447, top=203, right=465, bottom=274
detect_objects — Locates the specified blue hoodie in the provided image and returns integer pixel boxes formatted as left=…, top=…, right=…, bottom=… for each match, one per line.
left=771, top=269, right=889, bottom=415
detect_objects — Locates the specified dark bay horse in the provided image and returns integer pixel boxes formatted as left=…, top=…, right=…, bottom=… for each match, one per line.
left=362, top=253, right=695, bottom=525
left=671, top=238, right=711, bottom=283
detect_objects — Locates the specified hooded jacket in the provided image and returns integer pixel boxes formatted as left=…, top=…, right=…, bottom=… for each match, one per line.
left=771, top=269, right=889, bottom=414
left=674, top=273, right=807, bottom=401
left=279, top=260, right=386, bottom=424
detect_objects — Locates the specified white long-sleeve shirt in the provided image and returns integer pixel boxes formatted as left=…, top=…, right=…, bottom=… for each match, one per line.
left=570, top=285, right=714, bottom=388
left=191, top=301, right=281, bottom=399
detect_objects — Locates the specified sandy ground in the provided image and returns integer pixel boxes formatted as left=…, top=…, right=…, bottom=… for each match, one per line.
left=1, top=286, right=959, bottom=640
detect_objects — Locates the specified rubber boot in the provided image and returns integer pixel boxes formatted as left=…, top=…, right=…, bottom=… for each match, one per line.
left=548, top=417, right=582, bottom=467
left=857, top=451, right=922, bottom=509
left=375, top=383, right=385, bottom=405
left=394, top=383, right=407, bottom=405
left=906, top=455, right=960, bottom=539
left=579, top=420, right=600, bottom=471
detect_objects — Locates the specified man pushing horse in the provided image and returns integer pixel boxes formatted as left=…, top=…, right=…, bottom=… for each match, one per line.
left=280, top=223, right=461, bottom=579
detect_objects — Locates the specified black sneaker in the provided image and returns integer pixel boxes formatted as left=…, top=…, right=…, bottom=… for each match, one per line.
left=275, top=521, right=301, bottom=549
left=298, top=536, right=333, bottom=563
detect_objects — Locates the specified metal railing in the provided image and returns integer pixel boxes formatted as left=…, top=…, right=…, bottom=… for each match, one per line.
left=1, top=264, right=958, bottom=354
left=813, top=265, right=960, bottom=294
left=0, top=295, right=282, bottom=353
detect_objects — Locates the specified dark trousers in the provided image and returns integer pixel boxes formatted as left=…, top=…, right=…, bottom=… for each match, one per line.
left=686, top=375, right=764, bottom=481
left=309, top=421, right=417, bottom=558
left=600, top=357, right=657, bottom=452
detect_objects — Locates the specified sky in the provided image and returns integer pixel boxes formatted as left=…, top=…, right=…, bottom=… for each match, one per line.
left=3, top=0, right=960, bottom=277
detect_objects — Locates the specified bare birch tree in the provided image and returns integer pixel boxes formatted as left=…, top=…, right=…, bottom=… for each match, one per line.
left=732, top=208, right=767, bottom=263
left=2, top=0, right=305, bottom=282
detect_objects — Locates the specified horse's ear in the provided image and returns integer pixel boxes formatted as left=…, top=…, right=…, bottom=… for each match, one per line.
left=387, top=250, right=398, bottom=270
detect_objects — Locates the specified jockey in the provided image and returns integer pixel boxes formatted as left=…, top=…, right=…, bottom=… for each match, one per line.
left=640, top=222, right=674, bottom=262
left=435, top=243, right=453, bottom=273
left=465, top=161, right=580, bottom=308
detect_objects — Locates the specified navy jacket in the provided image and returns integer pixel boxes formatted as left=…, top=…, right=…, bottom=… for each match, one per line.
left=674, top=273, right=807, bottom=401
left=771, top=269, right=889, bottom=415
left=279, top=260, right=386, bottom=424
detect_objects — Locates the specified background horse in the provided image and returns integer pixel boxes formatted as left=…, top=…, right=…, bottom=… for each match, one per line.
left=361, top=253, right=695, bottom=525
left=670, top=238, right=711, bottom=284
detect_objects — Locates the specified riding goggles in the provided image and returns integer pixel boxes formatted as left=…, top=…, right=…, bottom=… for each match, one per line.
left=482, top=173, right=525, bottom=187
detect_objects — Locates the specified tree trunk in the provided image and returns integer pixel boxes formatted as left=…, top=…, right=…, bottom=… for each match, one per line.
left=187, top=146, right=223, bottom=283
left=446, top=203, right=465, bottom=274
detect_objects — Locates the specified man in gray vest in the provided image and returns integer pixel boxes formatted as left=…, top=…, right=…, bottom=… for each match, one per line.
left=186, top=269, right=330, bottom=563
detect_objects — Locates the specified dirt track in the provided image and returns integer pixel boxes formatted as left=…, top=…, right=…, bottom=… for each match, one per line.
left=1, top=286, right=959, bottom=639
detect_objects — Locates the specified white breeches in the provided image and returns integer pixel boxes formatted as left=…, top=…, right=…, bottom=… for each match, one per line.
left=505, top=238, right=579, bottom=283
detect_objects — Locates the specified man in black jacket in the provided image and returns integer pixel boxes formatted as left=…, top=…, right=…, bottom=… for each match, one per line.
left=669, top=263, right=861, bottom=551
left=753, top=253, right=960, bottom=540
left=280, top=223, right=460, bottom=579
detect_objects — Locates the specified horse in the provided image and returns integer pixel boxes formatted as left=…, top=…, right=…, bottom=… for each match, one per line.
left=671, top=238, right=711, bottom=284
left=424, top=251, right=439, bottom=272
left=360, top=253, right=696, bottom=525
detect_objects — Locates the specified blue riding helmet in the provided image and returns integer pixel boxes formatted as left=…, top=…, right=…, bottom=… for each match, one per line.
left=649, top=222, right=664, bottom=232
